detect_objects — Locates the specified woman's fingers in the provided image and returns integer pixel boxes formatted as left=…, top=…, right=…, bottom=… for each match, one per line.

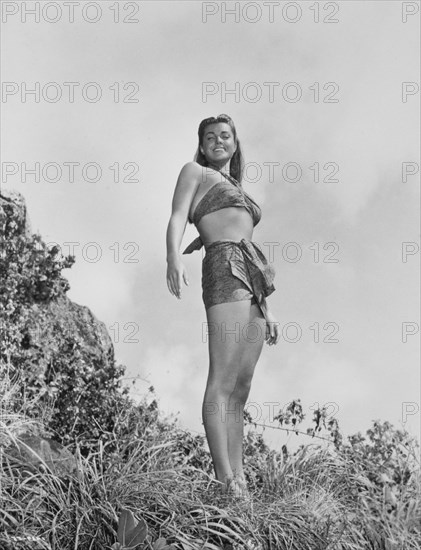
left=177, top=273, right=185, bottom=298
left=166, top=274, right=175, bottom=296
left=166, top=270, right=189, bottom=299
left=265, top=321, right=280, bottom=345
left=269, top=322, right=275, bottom=345
left=265, top=323, right=272, bottom=344
left=166, top=274, right=178, bottom=297
left=273, top=323, right=281, bottom=345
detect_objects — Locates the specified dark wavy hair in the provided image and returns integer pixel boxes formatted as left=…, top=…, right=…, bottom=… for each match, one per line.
left=193, top=114, right=245, bottom=183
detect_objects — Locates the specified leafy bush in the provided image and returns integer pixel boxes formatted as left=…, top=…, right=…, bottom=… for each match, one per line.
left=0, top=194, right=165, bottom=455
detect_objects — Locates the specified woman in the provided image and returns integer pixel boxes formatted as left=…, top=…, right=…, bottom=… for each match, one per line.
left=166, top=114, right=280, bottom=498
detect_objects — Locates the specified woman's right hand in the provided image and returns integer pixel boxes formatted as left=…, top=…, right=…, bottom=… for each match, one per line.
left=166, top=257, right=189, bottom=299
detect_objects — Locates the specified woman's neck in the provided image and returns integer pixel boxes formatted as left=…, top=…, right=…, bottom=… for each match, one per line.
left=208, top=162, right=230, bottom=175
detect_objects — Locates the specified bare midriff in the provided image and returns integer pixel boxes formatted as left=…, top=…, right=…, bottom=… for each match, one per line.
left=196, top=207, right=254, bottom=249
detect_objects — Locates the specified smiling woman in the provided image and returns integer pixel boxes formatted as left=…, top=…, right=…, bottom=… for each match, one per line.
left=165, top=114, right=280, bottom=500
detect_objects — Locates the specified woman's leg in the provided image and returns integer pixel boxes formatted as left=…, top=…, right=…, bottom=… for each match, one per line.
left=227, top=302, right=266, bottom=479
left=202, top=300, right=266, bottom=484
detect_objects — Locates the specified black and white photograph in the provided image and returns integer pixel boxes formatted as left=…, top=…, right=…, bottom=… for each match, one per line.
left=1, top=1, right=420, bottom=548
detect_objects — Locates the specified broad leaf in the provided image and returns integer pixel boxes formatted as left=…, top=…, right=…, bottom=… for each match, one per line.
left=125, top=516, right=148, bottom=548
left=117, top=509, right=136, bottom=543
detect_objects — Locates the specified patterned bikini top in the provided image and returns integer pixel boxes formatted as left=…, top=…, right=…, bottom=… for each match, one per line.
left=188, top=171, right=261, bottom=226
left=183, top=170, right=262, bottom=254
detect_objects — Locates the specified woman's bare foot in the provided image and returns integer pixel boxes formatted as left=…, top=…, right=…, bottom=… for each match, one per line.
left=233, top=473, right=250, bottom=498
left=220, top=474, right=250, bottom=498
left=224, top=475, right=242, bottom=497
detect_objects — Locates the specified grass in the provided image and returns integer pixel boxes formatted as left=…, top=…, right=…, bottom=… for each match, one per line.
left=1, top=380, right=420, bottom=550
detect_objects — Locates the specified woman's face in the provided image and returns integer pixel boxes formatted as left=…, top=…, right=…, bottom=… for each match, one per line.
left=200, top=122, right=237, bottom=166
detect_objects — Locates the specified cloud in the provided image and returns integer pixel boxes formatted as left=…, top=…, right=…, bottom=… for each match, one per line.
left=138, top=343, right=207, bottom=432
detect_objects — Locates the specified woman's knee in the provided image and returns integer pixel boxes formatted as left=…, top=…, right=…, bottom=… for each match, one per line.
left=231, top=376, right=253, bottom=402
left=205, top=371, right=237, bottom=398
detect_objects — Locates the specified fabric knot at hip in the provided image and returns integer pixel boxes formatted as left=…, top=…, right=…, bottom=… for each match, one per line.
left=203, top=238, right=276, bottom=322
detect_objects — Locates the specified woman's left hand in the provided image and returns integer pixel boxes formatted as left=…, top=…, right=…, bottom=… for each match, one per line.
left=265, top=311, right=280, bottom=346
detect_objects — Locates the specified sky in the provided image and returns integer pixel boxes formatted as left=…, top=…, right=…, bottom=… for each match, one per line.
left=1, top=1, right=420, bottom=453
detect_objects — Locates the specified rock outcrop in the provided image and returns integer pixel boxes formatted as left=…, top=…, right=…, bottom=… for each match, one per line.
left=1, top=187, right=125, bottom=453
left=8, top=432, right=79, bottom=477
left=1, top=188, right=115, bottom=380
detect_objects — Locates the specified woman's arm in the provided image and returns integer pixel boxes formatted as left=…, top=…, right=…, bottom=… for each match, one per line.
left=166, top=162, right=201, bottom=298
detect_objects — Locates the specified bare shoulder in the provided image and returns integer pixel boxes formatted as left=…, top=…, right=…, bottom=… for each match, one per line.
left=175, top=162, right=203, bottom=193
left=178, top=161, right=202, bottom=181
left=171, top=163, right=205, bottom=216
